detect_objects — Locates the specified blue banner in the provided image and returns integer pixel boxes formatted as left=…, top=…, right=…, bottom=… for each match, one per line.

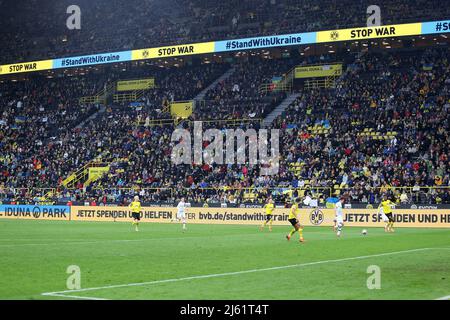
left=215, top=32, right=317, bottom=52
left=421, top=20, right=450, bottom=34
left=0, top=205, right=71, bottom=220
left=53, top=51, right=132, bottom=69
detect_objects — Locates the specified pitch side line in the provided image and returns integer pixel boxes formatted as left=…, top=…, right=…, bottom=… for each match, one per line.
left=42, top=247, right=437, bottom=299
left=45, top=293, right=108, bottom=300
left=436, top=295, right=450, bottom=300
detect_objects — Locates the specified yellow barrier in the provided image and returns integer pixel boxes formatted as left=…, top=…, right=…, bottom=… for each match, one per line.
left=316, top=23, right=422, bottom=43
left=170, top=101, right=194, bottom=119
left=295, top=64, right=342, bottom=78
left=116, top=78, right=155, bottom=91
left=70, top=206, right=450, bottom=228
left=0, top=60, right=53, bottom=75
left=132, top=42, right=215, bottom=60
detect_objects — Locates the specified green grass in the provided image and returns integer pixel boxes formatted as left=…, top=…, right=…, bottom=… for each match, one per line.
left=0, top=219, right=449, bottom=300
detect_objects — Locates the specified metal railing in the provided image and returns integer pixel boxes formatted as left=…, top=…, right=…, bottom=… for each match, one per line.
left=2, top=186, right=449, bottom=204
left=61, top=159, right=109, bottom=189
left=79, top=82, right=115, bottom=105
left=188, top=118, right=263, bottom=127
left=303, top=77, right=336, bottom=89
left=113, top=89, right=146, bottom=103
left=135, top=118, right=176, bottom=127
left=134, top=117, right=263, bottom=128
left=259, top=82, right=292, bottom=95
left=259, top=66, right=294, bottom=95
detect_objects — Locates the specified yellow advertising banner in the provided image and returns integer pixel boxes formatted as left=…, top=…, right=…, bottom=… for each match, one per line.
left=303, top=208, right=450, bottom=228
left=0, top=59, right=53, bottom=75
left=71, top=206, right=175, bottom=222
left=316, top=23, right=422, bottom=43
left=294, top=64, right=342, bottom=78
left=131, top=42, right=215, bottom=61
left=170, top=101, right=193, bottom=119
left=116, top=78, right=155, bottom=91
left=70, top=206, right=450, bottom=228
left=88, top=166, right=110, bottom=181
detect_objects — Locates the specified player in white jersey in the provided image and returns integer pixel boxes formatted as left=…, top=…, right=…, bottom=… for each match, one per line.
left=377, top=205, right=390, bottom=227
left=175, top=197, right=187, bottom=231
left=333, top=197, right=346, bottom=237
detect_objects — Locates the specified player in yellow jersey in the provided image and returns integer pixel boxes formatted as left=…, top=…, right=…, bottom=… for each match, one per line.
left=286, top=198, right=305, bottom=243
left=129, top=195, right=142, bottom=232
left=260, top=198, right=275, bottom=231
left=378, top=194, right=395, bottom=232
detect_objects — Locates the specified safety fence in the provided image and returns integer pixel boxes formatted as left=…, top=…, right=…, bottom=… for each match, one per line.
left=1, top=204, right=449, bottom=228
left=1, top=186, right=449, bottom=205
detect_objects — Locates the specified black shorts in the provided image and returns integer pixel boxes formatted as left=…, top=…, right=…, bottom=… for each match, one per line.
left=288, top=218, right=299, bottom=226
left=266, top=214, right=273, bottom=222
left=132, top=212, right=141, bottom=220
left=385, top=213, right=394, bottom=222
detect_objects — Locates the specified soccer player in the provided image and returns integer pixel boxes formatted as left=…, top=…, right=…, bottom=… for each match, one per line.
left=379, top=194, right=395, bottom=232
left=176, top=197, right=187, bottom=231
left=377, top=203, right=390, bottom=230
left=333, top=196, right=345, bottom=237
left=260, top=198, right=275, bottom=231
left=286, top=198, right=305, bottom=243
left=129, top=195, right=141, bottom=232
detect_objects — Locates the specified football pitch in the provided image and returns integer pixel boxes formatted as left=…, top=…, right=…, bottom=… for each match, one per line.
left=0, top=219, right=449, bottom=300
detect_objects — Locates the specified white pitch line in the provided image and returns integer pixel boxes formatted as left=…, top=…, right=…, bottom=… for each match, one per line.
left=436, top=295, right=450, bottom=300
left=43, top=293, right=109, bottom=300
left=42, top=247, right=434, bottom=299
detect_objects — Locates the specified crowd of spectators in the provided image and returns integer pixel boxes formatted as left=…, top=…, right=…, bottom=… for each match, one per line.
left=78, top=48, right=450, bottom=206
left=0, top=75, right=106, bottom=194
left=0, top=62, right=229, bottom=204
left=191, top=57, right=296, bottom=122
left=138, top=63, right=228, bottom=110
left=0, top=45, right=449, bottom=206
left=270, top=47, right=450, bottom=205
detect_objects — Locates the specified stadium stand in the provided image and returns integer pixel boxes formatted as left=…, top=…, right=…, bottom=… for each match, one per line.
left=2, top=0, right=450, bottom=64
left=0, top=2, right=449, bottom=207
left=0, top=62, right=228, bottom=203
left=2, top=45, right=448, bottom=206
left=271, top=47, right=450, bottom=205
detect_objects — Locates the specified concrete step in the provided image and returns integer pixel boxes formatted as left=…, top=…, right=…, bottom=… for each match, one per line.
left=262, top=93, right=301, bottom=127
left=76, top=106, right=106, bottom=129
left=194, top=68, right=235, bottom=101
